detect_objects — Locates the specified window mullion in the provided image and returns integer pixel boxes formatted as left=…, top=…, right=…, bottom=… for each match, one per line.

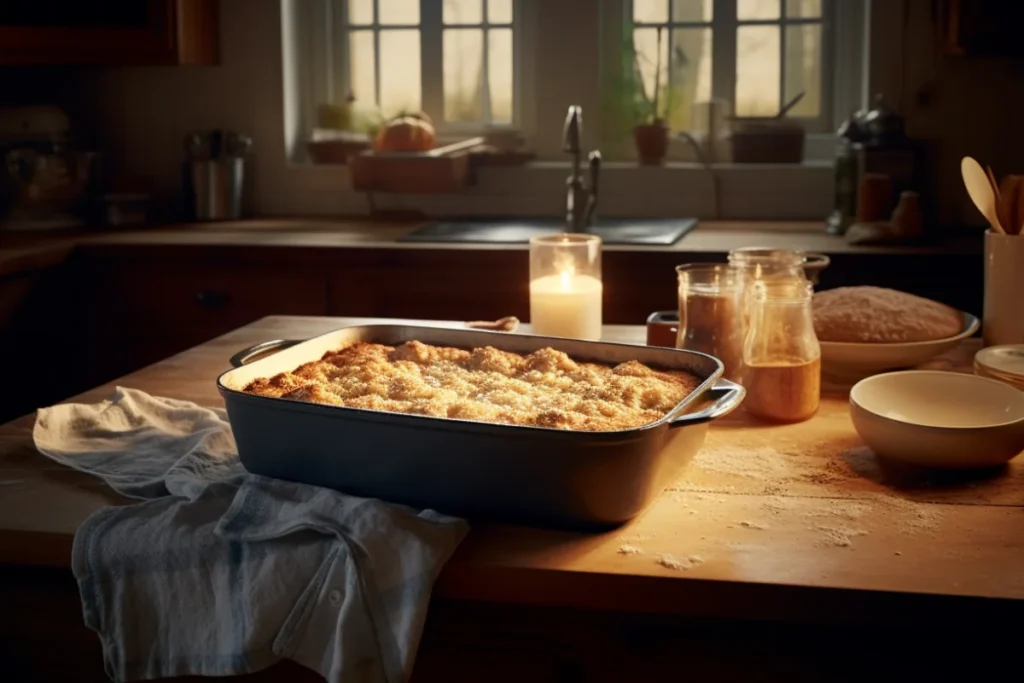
left=421, top=0, right=443, bottom=122
left=712, top=0, right=737, bottom=110
left=331, top=0, right=350, bottom=103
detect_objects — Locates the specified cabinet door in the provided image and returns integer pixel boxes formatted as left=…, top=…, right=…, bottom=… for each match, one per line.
left=0, top=0, right=217, bottom=65
left=73, top=256, right=328, bottom=389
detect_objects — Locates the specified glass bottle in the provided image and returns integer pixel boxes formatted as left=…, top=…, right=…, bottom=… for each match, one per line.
left=742, top=277, right=821, bottom=423
left=675, top=263, right=745, bottom=381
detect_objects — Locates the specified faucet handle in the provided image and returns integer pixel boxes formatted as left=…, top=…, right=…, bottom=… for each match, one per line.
left=563, top=105, right=582, bottom=153
left=587, top=150, right=601, bottom=196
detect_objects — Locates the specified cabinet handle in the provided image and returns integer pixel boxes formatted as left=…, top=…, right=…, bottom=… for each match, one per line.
left=195, top=290, right=230, bottom=309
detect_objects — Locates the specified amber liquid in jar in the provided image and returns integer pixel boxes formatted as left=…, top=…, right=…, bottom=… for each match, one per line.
left=743, top=356, right=821, bottom=423
left=742, top=277, right=821, bottom=423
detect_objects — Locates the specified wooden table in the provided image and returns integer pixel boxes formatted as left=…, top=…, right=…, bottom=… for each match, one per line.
left=2, top=316, right=1022, bottom=681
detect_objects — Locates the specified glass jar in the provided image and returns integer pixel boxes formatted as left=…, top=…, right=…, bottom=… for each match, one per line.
left=742, top=277, right=821, bottom=423
left=675, top=263, right=745, bottom=381
left=727, top=247, right=830, bottom=286
left=529, top=233, right=603, bottom=340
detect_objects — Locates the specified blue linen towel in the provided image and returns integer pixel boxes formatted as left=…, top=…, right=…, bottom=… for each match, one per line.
left=33, top=387, right=469, bottom=683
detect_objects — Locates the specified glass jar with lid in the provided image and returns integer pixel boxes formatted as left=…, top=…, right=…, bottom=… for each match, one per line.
left=742, top=277, right=821, bottom=423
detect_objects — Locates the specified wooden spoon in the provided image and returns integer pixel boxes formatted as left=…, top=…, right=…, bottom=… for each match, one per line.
left=962, top=156, right=1005, bottom=234
left=1000, top=175, right=1021, bottom=235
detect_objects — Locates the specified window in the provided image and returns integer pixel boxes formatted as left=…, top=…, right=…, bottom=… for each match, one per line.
left=330, top=0, right=517, bottom=129
left=628, top=0, right=830, bottom=132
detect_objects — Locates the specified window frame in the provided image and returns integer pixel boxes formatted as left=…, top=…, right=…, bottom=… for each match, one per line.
left=625, top=0, right=834, bottom=134
left=283, top=0, right=868, bottom=220
left=322, top=0, right=523, bottom=135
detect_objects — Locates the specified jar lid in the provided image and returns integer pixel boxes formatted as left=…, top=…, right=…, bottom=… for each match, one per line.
left=974, top=345, right=1024, bottom=385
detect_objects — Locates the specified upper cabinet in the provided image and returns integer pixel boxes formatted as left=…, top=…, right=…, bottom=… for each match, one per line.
left=0, top=0, right=218, bottom=66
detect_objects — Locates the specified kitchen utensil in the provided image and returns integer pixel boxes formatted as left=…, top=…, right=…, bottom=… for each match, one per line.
left=983, top=230, right=1024, bottom=346
left=974, top=344, right=1024, bottom=389
left=819, top=312, right=980, bottom=381
left=962, top=156, right=1005, bottom=233
left=217, top=324, right=745, bottom=530
left=188, top=158, right=244, bottom=220
left=850, top=371, right=1024, bottom=469
left=999, top=174, right=1024, bottom=235
left=465, top=316, right=519, bottom=332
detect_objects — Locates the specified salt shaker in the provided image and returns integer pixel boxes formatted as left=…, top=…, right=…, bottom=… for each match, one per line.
left=742, top=278, right=821, bottom=422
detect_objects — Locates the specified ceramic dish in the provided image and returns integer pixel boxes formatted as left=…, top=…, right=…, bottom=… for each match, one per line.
left=974, top=345, right=1024, bottom=389
left=820, top=312, right=979, bottom=381
left=849, top=370, right=1024, bottom=469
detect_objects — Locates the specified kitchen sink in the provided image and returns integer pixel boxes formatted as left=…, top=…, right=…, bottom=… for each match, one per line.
left=399, top=217, right=698, bottom=246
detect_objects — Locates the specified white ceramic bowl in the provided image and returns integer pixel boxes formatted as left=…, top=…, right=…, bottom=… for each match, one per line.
left=821, top=312, right=979, bottom=381
left=849, top=370, right=1024, bottom=469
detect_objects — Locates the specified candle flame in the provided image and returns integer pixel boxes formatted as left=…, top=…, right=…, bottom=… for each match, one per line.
left=559, top=264, right=575, bottom=291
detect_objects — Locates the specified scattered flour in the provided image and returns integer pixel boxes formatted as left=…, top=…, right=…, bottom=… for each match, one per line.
left=814, top=525, right=868, bottom=548
left=656, top=553, right=704, bottom=571
left=739, top=521, right=768, bottom=530
left=617, top=544, right=643, bottom=556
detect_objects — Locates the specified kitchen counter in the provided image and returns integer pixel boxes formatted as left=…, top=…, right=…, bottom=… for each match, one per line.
left=2, top=315, right=1021, bottom=628
left=0, top=218, right=983, bottom=278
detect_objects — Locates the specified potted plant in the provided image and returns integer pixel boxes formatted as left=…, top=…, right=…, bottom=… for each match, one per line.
left=631, top=27, right=670, bottom=165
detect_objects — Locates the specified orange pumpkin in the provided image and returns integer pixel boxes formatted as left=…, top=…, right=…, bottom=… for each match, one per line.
left=374, top=114, right=436, bottom=152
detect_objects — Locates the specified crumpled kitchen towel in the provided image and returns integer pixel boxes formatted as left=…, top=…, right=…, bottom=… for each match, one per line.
left=33, top=387, right=469, bottom=683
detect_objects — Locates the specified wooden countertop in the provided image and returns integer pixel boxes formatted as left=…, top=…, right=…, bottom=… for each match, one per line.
left=2, top=316, right=1021, bottom=627
left=0, top=218, right=982, bottom=278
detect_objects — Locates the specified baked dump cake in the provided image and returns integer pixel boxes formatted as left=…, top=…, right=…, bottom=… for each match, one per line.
left=243, top=341, right=701, bottom=431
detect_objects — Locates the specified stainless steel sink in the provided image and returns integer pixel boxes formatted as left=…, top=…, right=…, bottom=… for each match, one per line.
left=398, top=217, right=698, bottom=245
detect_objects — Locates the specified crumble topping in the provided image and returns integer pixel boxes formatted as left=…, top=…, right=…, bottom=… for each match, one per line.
left=242, top=340, right=701, bottom=431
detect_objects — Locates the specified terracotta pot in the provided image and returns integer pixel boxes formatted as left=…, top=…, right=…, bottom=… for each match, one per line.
left=633, top=122, right=669, bottom=165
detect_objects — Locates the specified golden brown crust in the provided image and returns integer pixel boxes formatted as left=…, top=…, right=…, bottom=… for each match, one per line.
left=242, top=341, right=701, bottom=431
left=812, top=286, right=963, bottom=343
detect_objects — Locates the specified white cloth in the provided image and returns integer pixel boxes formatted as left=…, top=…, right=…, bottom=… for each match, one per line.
left=33, top=387, right=468, bottom=683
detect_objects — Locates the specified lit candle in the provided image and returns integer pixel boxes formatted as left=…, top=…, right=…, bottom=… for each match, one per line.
left=529, top=234, right=603, bottom=340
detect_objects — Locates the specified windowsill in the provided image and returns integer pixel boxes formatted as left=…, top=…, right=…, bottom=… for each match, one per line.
left=273, top=155, right=835, bottom=221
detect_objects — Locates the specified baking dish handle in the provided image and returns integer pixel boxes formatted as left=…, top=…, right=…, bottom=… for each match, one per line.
left=230, top=339, right=303, bottom=367
left=668, top=380, right=745, bottom=428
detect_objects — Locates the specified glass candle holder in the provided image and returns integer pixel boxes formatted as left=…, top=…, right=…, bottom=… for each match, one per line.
left=529, top=233, right=603, bottom=340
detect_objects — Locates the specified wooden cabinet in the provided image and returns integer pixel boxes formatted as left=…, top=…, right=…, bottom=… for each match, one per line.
left=940, top=0, right=1024, bottom=57
left=0, top=0, right=218, bottom=65
left=71, top=248, right=328, bottom=390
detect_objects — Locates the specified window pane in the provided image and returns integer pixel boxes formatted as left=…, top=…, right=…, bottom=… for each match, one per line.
left=378, top=0, right=418, bottom=25
left=633, top=0, right=668, bottom=24
left=783, top=23, right=821, bottom=116
left=487, top=0, right=512, bottom=24
left=348, top=0, right=373, bottom=25
left=737, top=0, right=780, bottom=21
left=348, top=30, right=376, bottom=106
left=670, top=0, right=713, bottom=23
left=785, top=0, right=821, bottom=18
left=380, top=30, right=421, bottom=115
left=633, top=27, right=669, bottom=120
left=444, top=0, right=483, bottom=25
left=667, top=27, right=712, bottom=130
left=488, top=28, right=513, bottom=123
left=444, top=29, right=484, bottom=121
left=736, top=25, right=780, bottom=116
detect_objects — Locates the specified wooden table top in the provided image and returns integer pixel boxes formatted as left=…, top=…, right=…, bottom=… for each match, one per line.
left=1, top=316, right=1021, bottom=626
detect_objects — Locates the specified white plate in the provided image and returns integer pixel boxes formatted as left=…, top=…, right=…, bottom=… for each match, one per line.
left=820, top=312, right=979, bottom=381
left=850, top=370, right=1024, bottom=469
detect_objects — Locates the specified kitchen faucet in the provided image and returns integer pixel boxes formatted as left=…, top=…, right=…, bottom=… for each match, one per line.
left=562, top=105, right=601, bottom=231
